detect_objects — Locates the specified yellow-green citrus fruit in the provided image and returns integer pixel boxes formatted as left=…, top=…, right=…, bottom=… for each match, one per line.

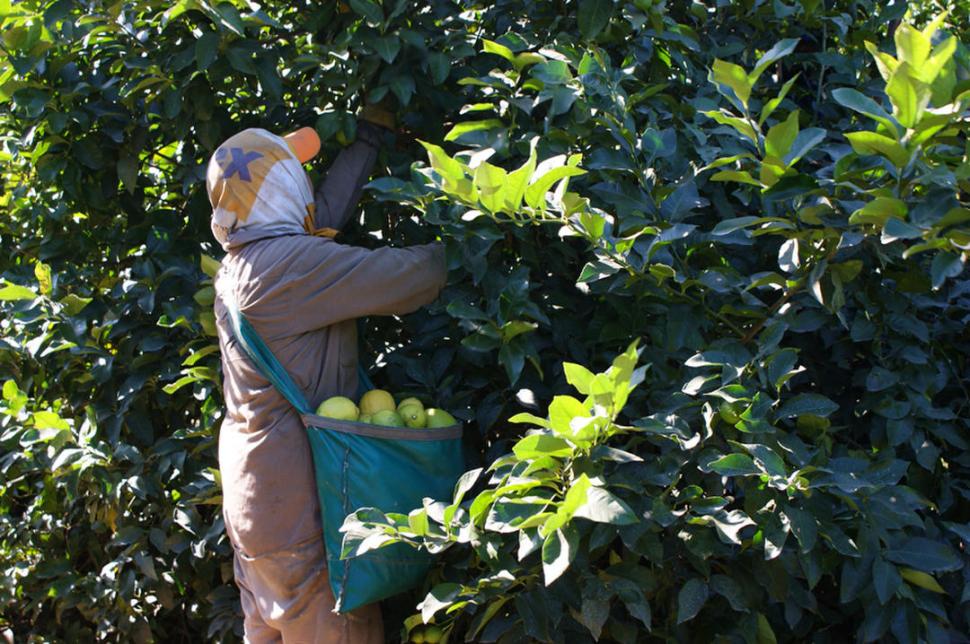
left=424, top=625, right=444, bottom=643
left=397, top=397, right=424, bottom=412
left=316, top=396, right=359, bottom=421
left=409, top=628, right=426, bottom=644
left=425, top=408, right=457, bottom=428
left=399, top=404, right=427, bottom=429
left=358, top=414, right=372, bottom=424
left=372, top=409, right=405, bottom=427
left=360, top=389, right=396, bottom=416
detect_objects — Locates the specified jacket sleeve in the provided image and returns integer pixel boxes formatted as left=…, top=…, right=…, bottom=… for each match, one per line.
left=283, top=241, right=448, bottom=334
left=313, top=121, right=384, bottom=232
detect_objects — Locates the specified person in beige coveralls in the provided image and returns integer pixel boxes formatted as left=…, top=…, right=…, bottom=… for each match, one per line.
left=206, top=107, right=447, bottom=643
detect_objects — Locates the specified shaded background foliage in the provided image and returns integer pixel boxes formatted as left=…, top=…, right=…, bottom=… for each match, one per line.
left=0, top=0, right=968, bottom=642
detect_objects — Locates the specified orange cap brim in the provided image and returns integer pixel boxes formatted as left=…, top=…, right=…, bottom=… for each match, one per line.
left=283, top=127, right=321, bottom=163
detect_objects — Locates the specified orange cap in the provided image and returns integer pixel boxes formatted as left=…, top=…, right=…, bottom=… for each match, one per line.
left=283, top=127, right=321, bottom=163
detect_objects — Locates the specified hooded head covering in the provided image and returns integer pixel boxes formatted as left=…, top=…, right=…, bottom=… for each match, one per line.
left=207, top=127, right=327, bottom=250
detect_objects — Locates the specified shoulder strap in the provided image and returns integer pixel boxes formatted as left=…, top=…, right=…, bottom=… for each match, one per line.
left=224, top=297, right=313, bottom=415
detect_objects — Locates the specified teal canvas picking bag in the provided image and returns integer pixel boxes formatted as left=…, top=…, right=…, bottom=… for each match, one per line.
left=224, top=301, right=465, bottom=613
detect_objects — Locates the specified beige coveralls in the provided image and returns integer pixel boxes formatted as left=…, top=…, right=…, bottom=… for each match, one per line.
left=213, top=123, right=447, bottom=642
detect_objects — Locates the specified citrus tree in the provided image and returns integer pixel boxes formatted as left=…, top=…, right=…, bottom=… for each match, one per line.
left=1, top=0, right=968, bottom=642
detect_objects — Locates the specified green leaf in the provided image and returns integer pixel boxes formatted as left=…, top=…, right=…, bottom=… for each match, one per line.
left=0, top=282, right=37, bottom=301
left=2, top=380, right=19, bottom=401
left=548, top=395, right=589, bottom=437
left=710, top=59, right=752, bottom=108
left=749, top=38, right=800, bottom=85
left=371, top=35, right=400, bottom=64
left=783, top=506, right=817, bottom=552
left=348, top=0, right=383, bottom=24
left=711, top=216, right=760, bottom=235
left=759, top=74, right=799, bottom=126
left=885, top=538, right=962, bottom=572
left=195, top=31, right=220, bottom=70
left=831, top=88, right=899, bottom=137
left=776, top=393, right=838, bottom=419
left=893, top=22, right=931, bottom=68
left=844, top=131, right=910, bottom=168
left=756, top=613, right=777, bottom=644
left=524, top=166, right=586, bottom=209
left=482, top=39, right=515, bottom=63
left=419, top=140, right=466, bottom=182
left=426, top=52, right=450, bottom=85
left=764, top=110, right=799, bottom=159
left=711, top=170, right=762, bottom=187
left=32, top=410, right=70, bottom=431
left=474, top=161, right=509, bottom=213
left=444, top=119, right=505, bottom=143
left=563, top=362, right=595, bottom=395
left=707, top=453, right=760, bottom=476
left=848, top=197, right=907, bottom=226
left=899, top=567, right=946, bottom=593
left=503, top=140, right=537, bottom=212
left=930, top=252, right=963, bottom=290
left=784, top=127, right=825, bottom=166
left=390, top=74, right=415, bottom=106
left=676, top=578, right=709, bottom=624
left=918, top=35, right=957, bottom=85
left=508, top=412, right=551, bottom=428
left=577, top=0, right=614, bottom=40
left=501, top=320, right=537, bottom=341
left=573, top=486, right=638, bottom=525
left=532, top=60, right=571, bottom=85
left=418, top=583, right=461, bottom=623
left=512, top=434, right=573, bottom=459
left=702, top=110, right=759, bottom=146
left=710, top=575, right=748, bottom=613
left=865, top=367, right=899, bottom=392
left=885, top=64, right=931, bottom=129
left=873, top=558, right=902, bottom=604
left=541, top=524, right=579, bottom=585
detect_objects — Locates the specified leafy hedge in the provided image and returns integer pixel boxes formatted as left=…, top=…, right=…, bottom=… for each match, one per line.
left=1, top=0, right=969, bottom=642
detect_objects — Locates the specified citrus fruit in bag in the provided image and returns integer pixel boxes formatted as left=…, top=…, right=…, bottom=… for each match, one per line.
left=372, top=409, right=405, bottom=427
left=397, top=397, right=423, bottom=412
left=360, top=389, right=396, bottom=416
left=316, top=396, right=359, bottom=421
left=425, top=408, right=456, bottom=428
left=399, top=404, right=427, bottom=429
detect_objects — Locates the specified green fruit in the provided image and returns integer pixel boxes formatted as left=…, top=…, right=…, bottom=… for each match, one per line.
left=410, top=628, right=426, bottom=644
left=360, top=389, right=396, bottom=416
left=358, top=414, right=372, bottom=424
left=399, top=404, right=427, bottom=428
left=718, top=401, right=742, bottom=425
left=397, top=397, right=424, bottom=412
left=316, top=396, right=359, bottom=421
left=372, top=409, right=405, bottom=427
left=425, top=408, right=457, bottom=428
left=424, top=625, right=444, bottom=643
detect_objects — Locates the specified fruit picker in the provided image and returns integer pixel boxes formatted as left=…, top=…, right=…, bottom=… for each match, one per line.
left=205, top=99, right=447, bottom=643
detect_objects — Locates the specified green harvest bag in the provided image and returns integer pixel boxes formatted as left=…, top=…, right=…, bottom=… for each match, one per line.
left=225, top=302, right=465, bottom=613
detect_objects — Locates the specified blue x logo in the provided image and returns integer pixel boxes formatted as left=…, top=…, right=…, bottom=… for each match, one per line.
left=219, top=147, right=264, bottom=182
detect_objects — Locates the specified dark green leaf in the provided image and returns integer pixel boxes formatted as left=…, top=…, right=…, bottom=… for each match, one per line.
left=676, top=578, right=709, bottom=624
left=577, top=0, right=614, bottom=39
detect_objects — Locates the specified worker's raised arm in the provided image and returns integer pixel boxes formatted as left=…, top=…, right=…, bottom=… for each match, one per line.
left=313, top=106, right=395, bottom=232
left=283, top=239, right=447, bottom=335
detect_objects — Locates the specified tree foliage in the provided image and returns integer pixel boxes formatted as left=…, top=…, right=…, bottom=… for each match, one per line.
left=1, top=0, right=969, bottom=642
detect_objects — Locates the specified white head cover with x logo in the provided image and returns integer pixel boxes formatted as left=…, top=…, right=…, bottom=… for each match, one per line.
left=206, top=128, right=315, bottom=251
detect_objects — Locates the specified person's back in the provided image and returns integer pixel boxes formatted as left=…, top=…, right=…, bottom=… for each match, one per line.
left=207, top=119, right=446, bottom=642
